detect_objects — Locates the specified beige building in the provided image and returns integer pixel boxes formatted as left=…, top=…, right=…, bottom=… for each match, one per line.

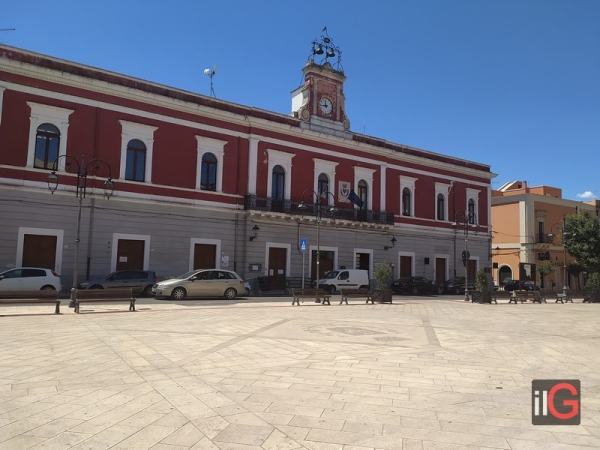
left=491, top=181, right=598, bottom=290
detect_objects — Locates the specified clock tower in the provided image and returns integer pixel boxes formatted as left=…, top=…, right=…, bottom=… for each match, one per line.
left=291, top=30, right=350, bottom=136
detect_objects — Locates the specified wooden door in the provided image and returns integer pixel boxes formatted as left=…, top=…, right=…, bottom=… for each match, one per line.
left=467, top=260, right=477, bottom=281
left=116, top=239, right=145, bottom=270
left=268, top=247, right=287, bottom=289
left=194, top=244, right=217, bottom=269
left=22, top=234, right=57, bottom=269
left=356, top=253, right=370, bottom=275
left=435, top=258, right=446, bottom=284
left=400, top=256, right=412, bottom=277
left=311, top=250, right=334, bottom=280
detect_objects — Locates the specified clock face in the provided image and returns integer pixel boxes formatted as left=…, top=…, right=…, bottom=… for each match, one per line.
left=318, top=97, right=333, bottom=116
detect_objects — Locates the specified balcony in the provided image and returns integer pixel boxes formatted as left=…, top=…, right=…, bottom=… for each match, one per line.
left=244, top=194, right=394, bottom=225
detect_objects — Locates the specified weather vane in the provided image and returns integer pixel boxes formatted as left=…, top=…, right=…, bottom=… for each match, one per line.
left=308, top=27, right=343, bottom=72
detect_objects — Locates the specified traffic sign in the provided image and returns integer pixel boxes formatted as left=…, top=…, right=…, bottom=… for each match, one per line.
left=300, top=238, right=307, bottom=253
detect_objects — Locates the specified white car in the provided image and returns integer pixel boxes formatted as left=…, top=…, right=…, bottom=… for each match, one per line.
left=0, top=267, right=62, bottom=291
left=152, top=269, right=244, bottom=300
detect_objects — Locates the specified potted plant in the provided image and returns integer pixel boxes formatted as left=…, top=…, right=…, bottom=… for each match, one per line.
left=373, top=261, right=393, bottom=303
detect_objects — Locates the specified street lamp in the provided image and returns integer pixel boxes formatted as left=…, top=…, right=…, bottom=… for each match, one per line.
left=452, top=210, right=478, bottom=301
left=47, top=155, right=115, bottom=307
left=298, top=189, right=337, bottom=291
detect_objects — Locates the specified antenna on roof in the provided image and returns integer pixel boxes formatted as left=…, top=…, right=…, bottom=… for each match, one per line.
left=203, top=64, right=217, bottom=98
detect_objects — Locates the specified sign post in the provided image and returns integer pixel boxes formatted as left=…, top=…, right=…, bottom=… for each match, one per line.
left=300, top=238, right=307, bottom=288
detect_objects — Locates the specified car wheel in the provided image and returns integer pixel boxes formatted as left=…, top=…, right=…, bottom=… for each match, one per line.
left=224, top=288, right=237, bottom=300
left=142, top=285, right=153, bottom=297
left=328, top=286, right=336, bottom=295
left=411, top=286, right=419, bottom=295
left=437, top=286, right=444, bottom=295
left=89, top=285, right=103, bottom=290
left=245, top=288, right=250, bottom=296
left=171, top=287, right=186, bottom=300
left=41, top=285, right=56, bottom=291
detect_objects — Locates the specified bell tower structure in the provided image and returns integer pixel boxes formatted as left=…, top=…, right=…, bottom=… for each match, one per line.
left=291, top=29, right=351, bottom=137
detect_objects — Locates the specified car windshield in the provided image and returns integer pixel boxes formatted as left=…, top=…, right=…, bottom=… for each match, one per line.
left=323, top=271, right=340, bottom=279
left=177, top=270, right=199, bottom=279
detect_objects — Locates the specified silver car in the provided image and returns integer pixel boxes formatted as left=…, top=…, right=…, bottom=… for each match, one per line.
left=152, top=269, right=244, bottom=300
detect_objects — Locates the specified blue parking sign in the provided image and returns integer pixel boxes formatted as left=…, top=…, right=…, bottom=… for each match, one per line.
left=300, top=238, right=307, bottom=252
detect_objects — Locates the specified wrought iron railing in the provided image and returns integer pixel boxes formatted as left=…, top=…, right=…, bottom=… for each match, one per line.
left=244, top=194, right=394, bottom=225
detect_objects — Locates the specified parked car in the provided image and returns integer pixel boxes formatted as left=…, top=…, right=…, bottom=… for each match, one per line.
left=0, top=267, right=62, bottom=291
left=312, top=269, right=370, bottom=294
left=503, top=279, right=541, bottom=292
left=442, top=276, right=475, bottom=295
left=78, top=270, right=159, bottom=296
left=152, top=269, right=244, bottom=300
left=391, top=276, right=444, bottom=295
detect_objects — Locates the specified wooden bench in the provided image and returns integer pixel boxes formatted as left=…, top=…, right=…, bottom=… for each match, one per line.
left=554, top=290, right=594, bottom=303
left=291, top=288, right=330, bottom=306
left=492, top=291, right=513, bottom=304
left=532, top=291, right=547, bottom=304
left=0, top=290, right=61, bottom=314
left=340, top=288, right=374, bottom=305
left=512, top=290, right=536, bottom=303
left=74, top=288, right=136, bottom=313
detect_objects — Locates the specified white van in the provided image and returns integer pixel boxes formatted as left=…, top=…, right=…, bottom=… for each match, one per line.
left=313, top=269, right=370, bottom=294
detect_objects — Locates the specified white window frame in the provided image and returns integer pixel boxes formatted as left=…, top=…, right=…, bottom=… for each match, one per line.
left=26, top=102, right=74, bottom=169
left=189, top=238, right=222, bottom=270
left=119, top=120, right=157, bottom=183
left=466, top=188, right=480, bottom=224
left=196, top=136, right=227, bottom=192
left=16, top=227, right=64, bottom=275
left=110, top=233, right=151, bottom=272
left=397, top=251, right=416, bottom=278
left=266, top=149, right=294, bottom=200
left=435, top=182, right=451, bottom=222
left=354, top=166, right=375, bottom=210
left=353, top=247, right=373, bottom=276
left=313, top=158, right=338, bottom=199
left=399, top=176, right=418, bottom=217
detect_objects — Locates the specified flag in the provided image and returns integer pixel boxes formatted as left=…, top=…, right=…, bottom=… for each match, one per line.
left=348, top=190, right=364, bottom=208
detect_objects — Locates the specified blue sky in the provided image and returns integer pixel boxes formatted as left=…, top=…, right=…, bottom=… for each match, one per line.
left=2, top=0, right=599, bottom=200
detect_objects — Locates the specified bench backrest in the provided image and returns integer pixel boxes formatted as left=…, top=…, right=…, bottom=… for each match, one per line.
left=340, top=288, right=369, bottom=295
left=292, top=288, right=326, bottom=296
left=0, top=290, right=58, bottom=299
left=76, top=288, right=133, bottom=299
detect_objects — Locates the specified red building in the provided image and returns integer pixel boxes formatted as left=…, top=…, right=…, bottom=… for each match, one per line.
left=0, top=41, right=494, bottom=295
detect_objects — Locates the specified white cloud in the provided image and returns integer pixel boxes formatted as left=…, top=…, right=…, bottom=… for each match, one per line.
left=576, top=191, right=597, bottom=199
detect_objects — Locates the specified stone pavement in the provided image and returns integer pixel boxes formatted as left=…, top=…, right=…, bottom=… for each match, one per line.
left=0, top=297, right=599, bottom=450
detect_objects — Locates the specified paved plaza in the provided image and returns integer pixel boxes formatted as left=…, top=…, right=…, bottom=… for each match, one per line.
left=0, top=296, right=599, bottom=450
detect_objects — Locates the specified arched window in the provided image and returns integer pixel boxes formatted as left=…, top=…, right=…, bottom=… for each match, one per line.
left=358, top=180, right=368, bottom=210
left=200, top=152, right=218, bottom=191
left=437, top=193, right=445, bottom=220
left=34, top=123, right=60, bottom=170
left=125, top=139, right=146, bottom=182
left=468, top=198, right=476, bottom=223
left=402, top=187, right=411, bottom=216
left=271, top=165, right=285, bottom=200
left=318, top=173, right=330, bottom=202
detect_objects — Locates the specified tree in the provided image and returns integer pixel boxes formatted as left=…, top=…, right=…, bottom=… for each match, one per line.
left=537, top=261, right=554, bottom=290
left=567, top=261, right=585, bottom=289
left=373, top=261, right=393, bottom=290
left=564, top=212, right=600, bottom=301
left=564, top=212, right=600, bottom=273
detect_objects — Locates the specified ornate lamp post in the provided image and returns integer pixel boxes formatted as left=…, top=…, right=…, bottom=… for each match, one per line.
left=452, top=210, right=478, bottom=301
left=47, top=155, right=115, bottom=307
left=298, top=189, right=337, bottom=289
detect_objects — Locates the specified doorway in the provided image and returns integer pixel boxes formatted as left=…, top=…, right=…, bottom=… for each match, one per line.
left=400, top=255, right=412, bottom=277
left=311, top=250, right=334, bottom=280
left=435, top=257, right=446, bottom=284
left=22, top=234, right=57, bottom=270
left=194, top=244, right=217, bottom=269
left=116, top=239, right=145, bottom=271
left=268, top=247, right=287, bottom=289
